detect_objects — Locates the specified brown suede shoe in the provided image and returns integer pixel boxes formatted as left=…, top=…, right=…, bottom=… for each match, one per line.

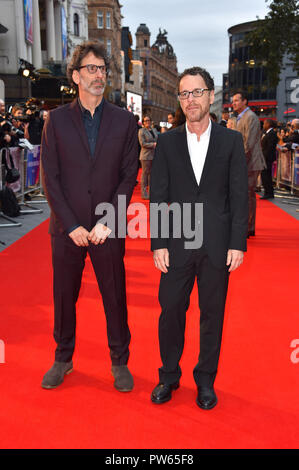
left=41, top=361, right=73, bottom=389
left=111, top=365, right=134, bottom=392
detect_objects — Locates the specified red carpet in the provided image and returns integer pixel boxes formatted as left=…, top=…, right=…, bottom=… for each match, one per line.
left=0, top=186, right=299, bottom=449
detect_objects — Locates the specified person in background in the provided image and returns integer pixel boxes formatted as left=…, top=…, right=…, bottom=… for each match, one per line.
left=282, top=118, right=299, bottom=150
left=226, top=116, right=237, bottom=130
left=277, top=127, right=287, bottom=146
left=220, top=111, right=229, bottom=127
left=0, top=99, right=5, bottom=118
left=138, top=115, right=158, bottom=199
left=171, top=105, right=186, bottom=129
left=260, top=119, right=278, bottom=200
left=167, top=112, right=175, bottom=128
left=232, top=92, right=266, bottom=238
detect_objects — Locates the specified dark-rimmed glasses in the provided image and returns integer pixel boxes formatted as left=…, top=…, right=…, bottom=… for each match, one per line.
left=77, top=64, right=107, bottom=74
left=178, top=88, right=211, bottom=100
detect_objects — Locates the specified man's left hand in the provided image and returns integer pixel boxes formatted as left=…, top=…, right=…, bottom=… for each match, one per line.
left=226, top=249, right=244, bottom=272
left=88, top=223, right=112, bottom=245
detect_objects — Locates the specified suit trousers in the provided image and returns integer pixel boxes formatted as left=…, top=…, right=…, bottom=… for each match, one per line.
left=157, top=246, right=229, bottom=388
left=51, top=234, right=131, bottom=365
left=248, top=170, right=260, bottom=233
left=140, top=160, right=152, bottom=197
left=261, top=162, right=274, bottom=197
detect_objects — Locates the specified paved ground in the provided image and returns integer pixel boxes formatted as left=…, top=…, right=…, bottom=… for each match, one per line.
left=0, top=188, right=298, bottom=253
left=0, top=195, right=50, bottom=252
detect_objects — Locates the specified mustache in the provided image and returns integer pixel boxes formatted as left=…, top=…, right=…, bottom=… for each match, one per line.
left=186, top=105, right=200, bottom=110
left=90, top=80, right=105, bottom=86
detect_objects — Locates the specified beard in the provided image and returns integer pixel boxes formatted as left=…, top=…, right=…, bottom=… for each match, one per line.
left=184, top=101, right=210, bottom=123
left=80, top=76, right=106, bottom=96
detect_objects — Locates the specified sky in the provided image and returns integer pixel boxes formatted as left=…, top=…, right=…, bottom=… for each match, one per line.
left=121, top=0, right=270, bottom=86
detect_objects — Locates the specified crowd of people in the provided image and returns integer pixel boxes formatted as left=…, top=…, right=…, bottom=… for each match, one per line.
left=0, top=98, right=48, bottom=149
left=136, top=101, right=298, bottom=204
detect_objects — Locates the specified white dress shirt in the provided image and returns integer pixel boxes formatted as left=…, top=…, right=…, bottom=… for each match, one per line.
left=186, top=119, right=212, bottom=185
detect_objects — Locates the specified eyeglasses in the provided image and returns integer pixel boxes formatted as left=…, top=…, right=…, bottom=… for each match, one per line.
left=178, top=88, right=211, bottom=100
left=78, top=64, right=107, bottom=74
left=143, top=119, right=151, bottom=122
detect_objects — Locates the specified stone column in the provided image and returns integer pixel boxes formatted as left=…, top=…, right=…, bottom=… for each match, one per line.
left=54, top=1, right=62, bottom=61
left=32, top=0, right=42, bottom=68
left=46, top=0, right=56, bottom=60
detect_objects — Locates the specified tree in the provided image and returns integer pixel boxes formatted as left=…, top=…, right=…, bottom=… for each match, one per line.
left=248, top=0, right=299, bottom=87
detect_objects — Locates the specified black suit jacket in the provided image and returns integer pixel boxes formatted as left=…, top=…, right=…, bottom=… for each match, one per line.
left=150, top=122, right=248, bottom=269
left=261, top=128, right=278, bottom=165
left=41, top=99, right=138, bottom=239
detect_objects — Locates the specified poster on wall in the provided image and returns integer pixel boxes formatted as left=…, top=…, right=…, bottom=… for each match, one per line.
left=126, top=92, right=142, bottom=122
left=24, top=0, right=33, bottom=44
left=61, top=6, right=67, bottom=60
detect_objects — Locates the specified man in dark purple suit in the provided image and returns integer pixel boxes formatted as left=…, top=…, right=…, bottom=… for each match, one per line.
left=41, top=41, right=138, bottom=391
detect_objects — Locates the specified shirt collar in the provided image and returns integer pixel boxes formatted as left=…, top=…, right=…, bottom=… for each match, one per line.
left=237, top=106, right=250, bottom=121
left=186, top=119, right=212, bottom=139
left=78, top=97, right=104, bottom=116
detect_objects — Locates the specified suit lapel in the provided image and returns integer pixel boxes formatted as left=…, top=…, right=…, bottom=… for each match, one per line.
left=93, top=100, right=115, bottom=161
left=198, top=121, right=219, bottom=191
left=175, top=124, right=199, bottom=189
left=68, top=99, right=91, bottom=159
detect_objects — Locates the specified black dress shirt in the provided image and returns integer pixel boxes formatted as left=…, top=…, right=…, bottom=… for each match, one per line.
left=68, top=98, right=104, bottom=234
left=78, top=97, right=104, bottom=157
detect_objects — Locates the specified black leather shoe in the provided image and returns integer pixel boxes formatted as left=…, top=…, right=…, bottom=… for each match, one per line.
left=151, top=382, right=180, bottom=404
left=260, top=194, right=274, bottom=200
left=196, top=387, right=218, bottom=410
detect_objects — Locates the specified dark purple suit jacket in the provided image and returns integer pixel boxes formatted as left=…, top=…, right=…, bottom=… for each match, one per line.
left=41, top=99, right=138, bottom=238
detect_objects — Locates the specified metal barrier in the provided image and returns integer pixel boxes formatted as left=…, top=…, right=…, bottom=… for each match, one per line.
left=0, top=144, right=46, bottom=226
left=274, top=148, right=299, bottom=197
left=17, top=146, right=44, bottom=214
left=0, top=150, right=22, bottom=228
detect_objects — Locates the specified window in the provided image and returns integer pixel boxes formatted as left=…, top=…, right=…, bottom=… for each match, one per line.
left=107, top=39, right=112, bottom=57
left=106, top=12, right=111, bottom=29
left=97, top=11, right=103, bottom=29
left=73, top=13, right=79, bottom=37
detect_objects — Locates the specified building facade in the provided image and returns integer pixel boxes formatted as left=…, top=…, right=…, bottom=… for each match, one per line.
left=87, top=0, right=122, bottom=102
left=0, top=0, right=88, bottom=106
left=135, top=24, right=178, bottom=124
left=210, top=86, right=223, bottom=122
left=276, top=55, right=299, bottom=123
left=224, top=20, right=299, bottom=122
left=121, top=26, right=143, bottom=110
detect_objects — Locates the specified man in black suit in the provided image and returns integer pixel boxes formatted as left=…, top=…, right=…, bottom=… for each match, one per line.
left=41, top=41, right=138, bottom=391
left=150, top=67, right=248, bottom=409
left=260, top=119, right=278, bottom=199
left=219, top=110, right=229, bottom=127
